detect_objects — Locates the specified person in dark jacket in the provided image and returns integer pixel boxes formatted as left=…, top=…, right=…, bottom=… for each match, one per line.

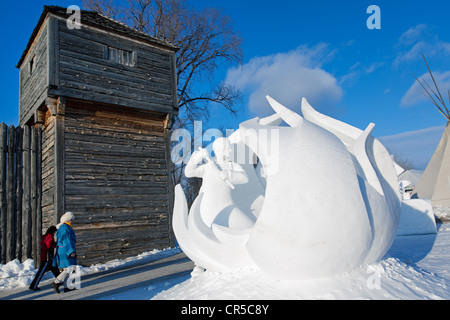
left=52, top=212, right=78, bottom=293
left=29, top=226, right=60, bottom=291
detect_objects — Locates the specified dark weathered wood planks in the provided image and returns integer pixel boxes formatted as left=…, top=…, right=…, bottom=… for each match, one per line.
left=60, top=100, right=172, bottom=265
left=19, top=14, right=178, bottom=126
left=16, top=7, right=178, bottom=266
left=0, top=124, right=42, bottom=264
left=0, top=124, right=7, bottom=263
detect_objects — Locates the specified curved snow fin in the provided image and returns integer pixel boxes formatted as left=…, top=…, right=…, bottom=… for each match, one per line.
left=354, top=123, right=384, bottom=195
left=301, top=97, right=361, bottom=147
left=266, top=95, right=303, bottom=127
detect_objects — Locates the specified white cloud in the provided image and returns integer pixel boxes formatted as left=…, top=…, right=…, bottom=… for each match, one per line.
left=225, top=44, right=343, bottom=116
left=394, top=24, right=450, bottom=67
left=365, top=62, right=384, bottom=74
left=396, top=24, right=450, bottom=111
left=397, top=24, right=429, bottom=47
left=339, top=61, right=384, bottom=86
left=401, top=70, right=450, bottom=107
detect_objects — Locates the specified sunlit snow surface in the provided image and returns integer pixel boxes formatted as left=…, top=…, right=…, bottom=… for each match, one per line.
left=154, top=224, right=450, bottom=300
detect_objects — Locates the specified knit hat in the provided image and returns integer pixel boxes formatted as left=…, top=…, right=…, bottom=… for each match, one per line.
left=57, top=212, right=75, bottom=228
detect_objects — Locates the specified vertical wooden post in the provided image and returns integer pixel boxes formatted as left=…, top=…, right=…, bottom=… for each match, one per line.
left=47, top=16, right=60, bottom=89
left=22, top=126, right=31, bottom=260
left=7, top=125, right=16, bottom=261
left=35, top=127, right=42, bottom=265
left=15, top=127, right=23, bottom=260
left=0, top=123, right=7, bottom=264
left=30, top=127, right=38, bottom=264
left=53, top=98, right=65, bottom=224
left=165, top=128, right=175, bottom=248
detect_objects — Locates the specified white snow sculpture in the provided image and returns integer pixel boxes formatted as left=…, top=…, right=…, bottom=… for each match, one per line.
left=300, top=98, right=401, bottom=265
left=173, top=96, right=401, bottom=280
left=174, top=137, right=262, bottom=271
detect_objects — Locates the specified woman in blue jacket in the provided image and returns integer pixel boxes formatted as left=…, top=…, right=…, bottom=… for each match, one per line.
left=52, top=212, right=77, bottom=293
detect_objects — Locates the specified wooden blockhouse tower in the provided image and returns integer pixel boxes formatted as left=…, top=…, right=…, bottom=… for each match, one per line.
left=16, top=6, right=178, bottom=265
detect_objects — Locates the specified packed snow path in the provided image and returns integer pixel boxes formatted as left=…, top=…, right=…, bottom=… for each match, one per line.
left=0, top=252, right=193, bottom=300
left=1, top=225, right=449, bottom=300
left=155, top=224, right=450, bottom=300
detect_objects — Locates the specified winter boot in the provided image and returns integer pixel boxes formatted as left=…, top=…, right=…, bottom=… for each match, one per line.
left=52, top=282, right=62, bottom=294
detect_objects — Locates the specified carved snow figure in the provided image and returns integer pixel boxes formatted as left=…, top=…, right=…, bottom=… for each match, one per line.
left=174, top=137, right=262, bottom=271
left=173, top=95, right=401, bottom=280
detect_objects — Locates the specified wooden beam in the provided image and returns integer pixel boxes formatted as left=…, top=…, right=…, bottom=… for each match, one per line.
left=170, top=51, right=178, bottom=113
left=14, top=127, right=23, bottom=260
left=32, top=127, right=42, bottom=266
left=34, top=109, right=46, bottom=124
left=46, top=97, right=58, bottom=116
left=163, top=113, right=172, bottom=130
left=0, top=123, right=7, bottom=263
left=6, top=126, right=16, bottom=262
left=57, top=96, right=66, bottom=115
left=47, top=15, right=60, bottom=89
left=30, top=127, right=37, bottom=263
left=54, top=100, right=65, bottom=224
left=164, top=128, right=175, bottom=247
left=22, top=126, right=32, bottom=260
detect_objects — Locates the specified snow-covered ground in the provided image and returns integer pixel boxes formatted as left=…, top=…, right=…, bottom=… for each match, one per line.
left=154, top=223, right=450, bottom=300
left=1, top=223, right=449, bottom=300
left=434, top=205, right=450, bottom=222
left=0, top=247, right=183, bottom=292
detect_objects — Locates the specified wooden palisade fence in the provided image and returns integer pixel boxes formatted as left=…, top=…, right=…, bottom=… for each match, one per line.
left=0, top=123, right=42, bottom=265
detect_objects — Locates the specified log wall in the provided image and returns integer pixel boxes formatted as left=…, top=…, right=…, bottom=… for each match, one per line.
left=60, top=99, right=173, bottom=265
left=16, top=8, right=178, bottom=266
left=0, top=124, right=42, bottom=264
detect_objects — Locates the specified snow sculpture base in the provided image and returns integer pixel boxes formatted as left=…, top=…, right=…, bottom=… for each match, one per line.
left=173, top=95, right=401, bottom=280
left=397, top=199, right=437, bottom=236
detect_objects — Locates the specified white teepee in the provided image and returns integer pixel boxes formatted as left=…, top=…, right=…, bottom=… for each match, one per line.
left=412, top=55, right=450, bottom=207
left=413, top=124, right=450, bottom=206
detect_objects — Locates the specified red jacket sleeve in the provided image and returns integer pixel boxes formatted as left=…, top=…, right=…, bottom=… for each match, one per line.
left=43, top=233, right=55, bottom=251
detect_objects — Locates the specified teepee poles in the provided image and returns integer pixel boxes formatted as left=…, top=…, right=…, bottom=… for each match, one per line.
left=413, top=54, right=450, bottom=123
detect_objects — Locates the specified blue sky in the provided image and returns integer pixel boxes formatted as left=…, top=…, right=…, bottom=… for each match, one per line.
left=1, top=0, right=449, bottom=169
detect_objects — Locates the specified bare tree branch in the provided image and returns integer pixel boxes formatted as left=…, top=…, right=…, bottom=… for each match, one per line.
left=82, top=0, right=125, bottom=21
left=83, top=0, right=243, bottom=125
